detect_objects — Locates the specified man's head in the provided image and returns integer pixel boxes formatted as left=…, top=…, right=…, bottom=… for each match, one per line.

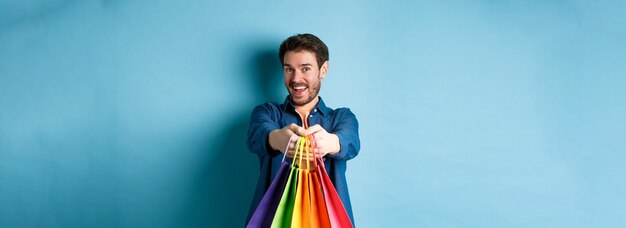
left=279, top=34, right=329, bottom=106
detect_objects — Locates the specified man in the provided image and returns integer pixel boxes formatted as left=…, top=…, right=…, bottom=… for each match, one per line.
left=246, top=34, right=360, bottom=225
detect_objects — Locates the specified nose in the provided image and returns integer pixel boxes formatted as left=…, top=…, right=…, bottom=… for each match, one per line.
left=292, top=70, right=305, bottom=82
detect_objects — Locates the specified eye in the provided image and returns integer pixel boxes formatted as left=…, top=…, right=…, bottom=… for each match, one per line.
left=302, top=67, right=310, bottom=72
left=284, top=68, right=294, bottom=73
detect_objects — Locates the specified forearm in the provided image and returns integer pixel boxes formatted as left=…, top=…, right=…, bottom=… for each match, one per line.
left=326, top=108, right=360, bottom=161
left=324, top=133, right=341, bottom=155
left=248, top=124, right=279, bottom=157
left=268, top=129, right=284, bottom=151
left=326, top=131, right=359, bottom=160
left=247, top=104, right=280, bottom=157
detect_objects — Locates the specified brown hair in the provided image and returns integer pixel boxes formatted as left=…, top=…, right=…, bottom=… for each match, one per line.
left=279, top=34, right=329, bottom=68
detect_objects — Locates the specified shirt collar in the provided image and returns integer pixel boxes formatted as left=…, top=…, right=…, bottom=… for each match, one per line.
left=282, top=95, right=331, bottom=116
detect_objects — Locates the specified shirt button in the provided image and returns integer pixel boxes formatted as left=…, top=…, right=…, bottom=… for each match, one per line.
left=309, top=115, right=313, bottom=118
left=314, top=109, right=317, bottom=112
left=323, top=158, right=326, bottom=161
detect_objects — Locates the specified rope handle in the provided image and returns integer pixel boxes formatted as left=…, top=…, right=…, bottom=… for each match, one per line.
left=281, top=134, right=298, bottom=163
left=311, top=134, right=326, bottom=169
left=292, top=135, right=316, bottom=171
left=287, top=113, right=319, bottom=170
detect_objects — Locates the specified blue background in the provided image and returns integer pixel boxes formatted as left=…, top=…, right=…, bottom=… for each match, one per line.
left=1, top=0, right=625, bottom=227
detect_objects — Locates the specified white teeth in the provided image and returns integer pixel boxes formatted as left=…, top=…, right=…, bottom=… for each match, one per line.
left=294, top=86, right=306, bottom=90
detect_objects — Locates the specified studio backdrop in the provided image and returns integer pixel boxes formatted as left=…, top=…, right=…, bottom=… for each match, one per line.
left=1, top=0, right=625, bottom=227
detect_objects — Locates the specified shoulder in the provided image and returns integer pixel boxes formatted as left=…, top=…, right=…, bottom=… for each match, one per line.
left=250, top=101, right=283, bottom=118
left=252, top=101, right=281, bottom=111
left=326, top=107, right=359, bottom=130
left=328, top=107, right=357, bottom=120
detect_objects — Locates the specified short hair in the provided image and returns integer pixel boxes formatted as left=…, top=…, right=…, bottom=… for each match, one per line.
left=279, top=34, right=329, bottom=68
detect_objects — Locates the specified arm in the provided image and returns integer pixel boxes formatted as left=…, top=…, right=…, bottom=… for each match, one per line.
left=307, top=108, right=360, bottom=161
left=247, top=104, right=280, bottom=157
left=247, top=104, right=307, bottom=157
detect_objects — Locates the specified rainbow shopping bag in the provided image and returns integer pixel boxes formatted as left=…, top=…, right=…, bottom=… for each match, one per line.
left=247, top=126, right=353, bottom=227
left=304, top=138, right=331, bottom=227
left=271, top=136, right=308, bottom=227
left=247, top=136, right=299, bottom=228
left=246, top=162, right=291, bottom=227
left=271, top=164, right=299, bottom=227
left=289, top=135, right=333, bottom=228
left=317, top=154, right=353, bottom=228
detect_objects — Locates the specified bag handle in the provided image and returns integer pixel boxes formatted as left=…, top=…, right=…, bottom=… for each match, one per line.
left=292, top=136, right=304, bottom=169
left=311, top=135, right=325, bottom=169
left=282, top=134, right=298, bottom=163
left=310, top=135, right=318, bottom=169
left=290, top=115, right=315, bottom=170
left=293, top=135, right=316, bottom=171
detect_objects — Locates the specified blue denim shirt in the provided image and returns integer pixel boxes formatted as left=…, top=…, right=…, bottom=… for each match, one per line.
left=246, top=96, right=360, bottom=225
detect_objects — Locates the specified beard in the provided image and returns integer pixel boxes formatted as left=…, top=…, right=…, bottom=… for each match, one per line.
left=288, top=77, right=321, bottom=106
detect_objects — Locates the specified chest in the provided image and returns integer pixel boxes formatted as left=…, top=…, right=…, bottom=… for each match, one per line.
left=279, top=111, right=332, bottom=130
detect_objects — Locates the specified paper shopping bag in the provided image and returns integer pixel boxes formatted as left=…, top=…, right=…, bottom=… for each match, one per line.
left=246, top=162, right=290, bottom=228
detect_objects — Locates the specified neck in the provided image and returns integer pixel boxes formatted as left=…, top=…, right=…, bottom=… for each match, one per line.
left=294, top=96, right=319, bottom=118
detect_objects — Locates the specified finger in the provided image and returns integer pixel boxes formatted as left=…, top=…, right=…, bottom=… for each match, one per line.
left=288, top=148, right=304, bottom=157
left=306, top=153, right=317, bottom=162
left=286, top=124, right=297, bottom=134
left=313, top=136, right=326, bottom=148
left=306, top=124, right=324, bottom=135
left=312, top=133, right=323, bottom=146
left=293, top=152, right=316, bottom=160
left=285, top=149, right=296, bottom=157
left=293, top=154, right=309, bottom=163
left=315, top=149, right=326, bottom=158
left=288, top=124, right=307, bottom=136
left=316, top=144, right=330, bottom=156
left=304, top=124, right=325, bottom=135
left=281, top=135, right=295, bottom=153
left=289, top=140, right=298, bottom=150
left=295, top=158, right=316, bottom=167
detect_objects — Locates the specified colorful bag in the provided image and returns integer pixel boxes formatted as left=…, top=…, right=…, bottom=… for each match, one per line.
left=315, top=139, right=353, bottom=227
left=246, top=162, right=291, bottom=227
left=247, top=136, right=298, bottom=227
left=305, top=137, right=331, bottom=227
left=271, top=162, right=299, bottom=227
left=247, top=125, right=353, bottom=228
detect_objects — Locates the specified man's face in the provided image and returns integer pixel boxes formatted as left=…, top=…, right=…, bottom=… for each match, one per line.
left=282, top=50, right=328, bottom=106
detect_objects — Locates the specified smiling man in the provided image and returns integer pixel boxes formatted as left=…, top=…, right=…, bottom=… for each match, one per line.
left=246, top=34, right=360, bottom=225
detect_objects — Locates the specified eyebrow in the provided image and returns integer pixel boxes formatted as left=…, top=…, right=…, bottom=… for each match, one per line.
left=283, top=63, right=313, bottom=67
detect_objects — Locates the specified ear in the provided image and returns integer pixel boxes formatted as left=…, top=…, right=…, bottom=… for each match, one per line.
left=319, top=61, right=329, bottom=79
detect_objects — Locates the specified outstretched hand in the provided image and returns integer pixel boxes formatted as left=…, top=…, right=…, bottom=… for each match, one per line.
left=268, top=124, right=308, bottom=158
left=269, top=124, right=340, bottom=159
left=305, top=124, right=340, bottom=157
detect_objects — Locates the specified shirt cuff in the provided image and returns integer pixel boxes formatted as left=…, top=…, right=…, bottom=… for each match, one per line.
left=326, top=132, right=353, bottom=160
left=262, top=127, right=282, bottom=157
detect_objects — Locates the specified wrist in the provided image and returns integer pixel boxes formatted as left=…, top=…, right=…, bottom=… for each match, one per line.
left=268, top=129, right=280, bottom=151
left=329, top=134, right=341, bottom=155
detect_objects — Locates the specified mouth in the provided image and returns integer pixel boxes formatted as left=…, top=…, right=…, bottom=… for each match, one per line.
left=291, top=85, right=308, bottom=96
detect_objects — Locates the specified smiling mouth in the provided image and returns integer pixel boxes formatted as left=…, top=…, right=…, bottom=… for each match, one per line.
left=292, top=86, right=307, bottom=94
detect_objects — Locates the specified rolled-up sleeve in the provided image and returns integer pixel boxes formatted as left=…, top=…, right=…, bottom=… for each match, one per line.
left=247, top=104, right=281, bottom=157
left=327, top=108, right=360, bottom=161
